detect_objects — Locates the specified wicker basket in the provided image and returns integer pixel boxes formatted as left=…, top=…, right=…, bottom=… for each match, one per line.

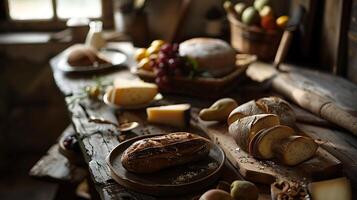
left=228, top=14, right=282, bottom=61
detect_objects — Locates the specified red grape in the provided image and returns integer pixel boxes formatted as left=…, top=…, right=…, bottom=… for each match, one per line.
left=155, top=75, right=170, bottom=89
left=168, top=58, right=179, bottom=70
left=160, top=43, right=173, bottom=55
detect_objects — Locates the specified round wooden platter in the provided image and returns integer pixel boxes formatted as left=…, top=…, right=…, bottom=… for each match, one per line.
left=106, top=134, right=225, bottom=196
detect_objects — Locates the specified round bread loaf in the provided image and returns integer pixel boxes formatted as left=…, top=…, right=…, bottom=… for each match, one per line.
left=67, top=45, right=110, bottom=67
left=179, top=38, right=236, bottom=77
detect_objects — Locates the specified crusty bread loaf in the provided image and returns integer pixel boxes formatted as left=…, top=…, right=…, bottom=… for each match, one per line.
left=227, top=100, right=265, bottom=125
left=121, top=132, right=211, bottom=173
left=179, top=38, right=236, bottom=77
left=67, top=45, right=110, bottom=67
left=256, top=97, right=296, bottom=126
left=228, top=114, right=280, bottom=151
left=273, top=136, right=318, bottom=166
left=308, top=177, right=352, bottom=200
left=249, top=125, right=295, bottom=159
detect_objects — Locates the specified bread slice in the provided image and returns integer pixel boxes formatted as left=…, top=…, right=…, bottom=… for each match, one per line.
left=227, top=100, right=265, bottom=125
left=256, top=97, right=296, bottom=126
left=308, top=177, right=352, bottom=200
left=250, top=125, right=295, bottom=159
left=228, top=114, right=280, bottom=151
left=273, top=136, right=318, bottom=166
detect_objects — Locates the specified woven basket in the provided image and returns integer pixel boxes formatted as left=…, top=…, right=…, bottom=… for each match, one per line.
left=228, top=14, right=282, bottom=61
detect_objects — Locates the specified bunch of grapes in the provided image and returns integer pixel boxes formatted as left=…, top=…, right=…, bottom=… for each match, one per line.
left=150, top=43, right=194, bottom=89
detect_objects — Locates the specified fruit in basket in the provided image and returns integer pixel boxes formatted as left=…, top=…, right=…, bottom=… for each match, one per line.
left=134, top=48, right=147, bottom=62
left=241, top=7, right=260, bottom=25
left=259, top=5, right=273, bottom=17
left=138, top=57, right=153, bottom=71
left=276, top=15, right=289, bottom=29
left=230, top=180, right=259, bottom=200
left=234, top=3, right=247, bottom=19
left=254, top=0, right=270, bottom=11
left=147, top=45, right=161, bottom=55
left=261, top=15, right=276, bottom=30
left=150, top=40, right=165, bottom=48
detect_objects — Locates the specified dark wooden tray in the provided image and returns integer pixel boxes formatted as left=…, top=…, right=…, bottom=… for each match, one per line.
left=133, top=54, right=256, bottom=98
left=106, top=134, right=225, bottom=196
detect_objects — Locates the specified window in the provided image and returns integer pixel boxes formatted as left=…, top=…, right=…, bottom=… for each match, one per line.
left=2, top=0, right=112, bottom=31
left=7, top=0, right=102, bottom=20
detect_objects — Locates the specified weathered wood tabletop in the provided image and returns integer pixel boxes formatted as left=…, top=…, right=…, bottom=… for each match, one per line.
left=50, top=42, right=357, bottom=199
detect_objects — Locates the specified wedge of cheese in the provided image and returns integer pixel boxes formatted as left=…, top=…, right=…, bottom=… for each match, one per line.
left=108, top=79, right=158, bottom=106
left=308, top=177, right=352, bottom=200
left=146, top=104, right=191, bottom=128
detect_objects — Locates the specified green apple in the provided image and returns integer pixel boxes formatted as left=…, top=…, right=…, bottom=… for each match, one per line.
left=259, top=5, right=273, bottom=17
left=241, top=7, right=260, bottom=25
left=234, top=3, right=247, bottom=18
left=230, top=180, right=259, bottom=200
left=254, top=0, right=270, bottom=11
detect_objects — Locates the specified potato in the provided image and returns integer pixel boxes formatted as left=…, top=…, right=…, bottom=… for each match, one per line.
left=199, top=98, right=238, bottom=122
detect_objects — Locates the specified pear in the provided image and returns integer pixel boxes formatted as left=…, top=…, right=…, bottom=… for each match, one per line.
left=230, top=180, right=259, bottom=200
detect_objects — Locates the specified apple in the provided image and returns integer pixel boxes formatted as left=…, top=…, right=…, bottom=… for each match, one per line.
left=259, top=5, right=273, bottom=17
left=234, top=3, right=247, bottom=18
left=254, top=0, right=270, bottom=11
left=241, top=7, right=260, bottom=26
left=261, top=15, right=276, bottom=30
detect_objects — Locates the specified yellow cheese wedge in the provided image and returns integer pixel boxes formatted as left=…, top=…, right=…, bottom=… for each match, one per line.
left=146, top=104, right=191, bottom=128
left=308, top=177, right=352, bottom=200
left=108, top=79, right=158, bottom=106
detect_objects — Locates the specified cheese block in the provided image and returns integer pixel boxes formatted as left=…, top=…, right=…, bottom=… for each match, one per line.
left=273, top=136, right=318, bottom=166
left=228, top=114, right=280, bottom=151
left=249, top=125, right=295, bottom=159
left=308, top=177, right=352, bottom=200
left=146, top=104, right=191, bottom=128
left=107, top=79, right=158, bottom=106
left=227, top=100, right=265, bottom=125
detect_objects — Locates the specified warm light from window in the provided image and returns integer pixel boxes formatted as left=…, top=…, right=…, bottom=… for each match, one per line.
left=8, top=0, right=54, bottom=20
left=56, top=0, right=102, bottom=19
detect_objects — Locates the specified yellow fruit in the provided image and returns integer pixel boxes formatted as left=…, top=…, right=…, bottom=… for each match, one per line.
left=138, top=57, right=153, bottom=71
left=276, top=15, right=289, bottom=29
left=134, top=48, right=147, bottom=62
left=150, top=40, right=165, bottom=48
left=147, top=45, right=161, bottom=56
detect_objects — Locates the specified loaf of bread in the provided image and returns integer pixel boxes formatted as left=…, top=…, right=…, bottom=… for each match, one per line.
left=228, top=114, right=280, bottom=151
left=308, top=177, right=352, bottom=200
left=227, top=100, right=265, bottom=125
left=121, top=132, right=211, bottom=173
left=179, top=38, right=236, bottom=77
left=256, top=97, right=296, bottom=126
left=273, top=136, right=318, bottom=166
left=249, top=125, right=295, bottom=159
left=67, top=45, right=110, bottom=67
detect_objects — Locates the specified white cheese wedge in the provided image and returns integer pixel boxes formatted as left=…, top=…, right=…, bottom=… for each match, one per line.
left=108, top=79, right=158, bottom=106
left=308, top=177, right=352, bottom=200
left=146, top=104, right=191, bottom=128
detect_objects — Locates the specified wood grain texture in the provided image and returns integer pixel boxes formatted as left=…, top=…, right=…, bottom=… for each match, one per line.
left=29, top=126, right=87, bottom=183
left=192, top=109, right=341, bottom=185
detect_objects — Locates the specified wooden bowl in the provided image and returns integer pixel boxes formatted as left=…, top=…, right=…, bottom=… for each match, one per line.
left=106, top=134, right=225, bottom=196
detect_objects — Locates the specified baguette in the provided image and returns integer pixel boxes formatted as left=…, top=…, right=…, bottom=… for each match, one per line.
left=227, top=100, right=265, bottom=125
left=249, top=125, right=295, bottom=159
left=273, top=136, right=318, bottom=166
left=256, top=97, right=296, bottom=126
left=228, top=114, right=280, bottom=151
left=121, top=132, right=211, bottom=173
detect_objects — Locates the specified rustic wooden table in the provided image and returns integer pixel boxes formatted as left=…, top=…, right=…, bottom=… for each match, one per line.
left=48, top=42, right=357, bottom=199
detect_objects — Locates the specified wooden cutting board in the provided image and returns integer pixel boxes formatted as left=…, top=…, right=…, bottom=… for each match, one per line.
left=191, top=110, right=342, bottom=185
